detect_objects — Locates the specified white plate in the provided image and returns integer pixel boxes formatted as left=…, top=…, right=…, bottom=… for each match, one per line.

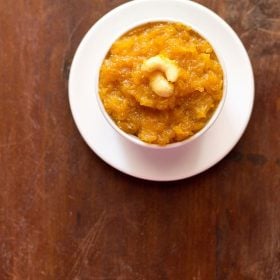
left=69, top=0, right=254, bottom=181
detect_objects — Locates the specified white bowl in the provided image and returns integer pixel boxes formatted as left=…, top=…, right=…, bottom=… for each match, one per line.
left=96, top=18, right=227, bottom=149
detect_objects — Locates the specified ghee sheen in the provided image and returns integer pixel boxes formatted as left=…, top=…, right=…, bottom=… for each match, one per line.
left=99, top=22, right=224, bottom=145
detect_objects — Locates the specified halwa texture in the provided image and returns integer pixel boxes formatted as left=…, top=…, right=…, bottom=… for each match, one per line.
left=99, top=22, right=223, bottom=145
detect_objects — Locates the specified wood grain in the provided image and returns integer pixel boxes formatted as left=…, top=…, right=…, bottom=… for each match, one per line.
left=0, top=0, right=279, bottom=279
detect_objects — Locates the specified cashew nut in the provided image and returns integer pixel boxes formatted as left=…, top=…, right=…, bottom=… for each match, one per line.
left=142, top=55, right=179, bottom=82
left=142, top=55, right=179, bottom=97
left=149, top=73, right=174, bottom=98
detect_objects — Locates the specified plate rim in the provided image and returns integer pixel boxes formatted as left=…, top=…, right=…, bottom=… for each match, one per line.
left=69, top=0, right=255, bottom=181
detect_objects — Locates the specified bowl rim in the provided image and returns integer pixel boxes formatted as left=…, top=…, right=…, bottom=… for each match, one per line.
left=96, top=18, right=228, bottom=150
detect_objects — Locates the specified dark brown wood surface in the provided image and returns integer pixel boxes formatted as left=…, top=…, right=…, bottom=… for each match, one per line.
left=0, top=0, right=279, bottom=279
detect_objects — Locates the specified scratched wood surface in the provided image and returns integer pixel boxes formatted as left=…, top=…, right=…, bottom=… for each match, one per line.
left=0, top=0, right=279, bottom=279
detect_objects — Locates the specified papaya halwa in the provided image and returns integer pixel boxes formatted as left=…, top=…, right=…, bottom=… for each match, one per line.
left=99, top=22, right=224, bottom=145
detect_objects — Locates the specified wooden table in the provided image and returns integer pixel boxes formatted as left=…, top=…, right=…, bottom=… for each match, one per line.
left=0, top=0, right=279, bottom=279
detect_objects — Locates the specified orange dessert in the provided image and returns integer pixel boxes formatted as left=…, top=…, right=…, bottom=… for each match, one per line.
left=99, top=22, right=224, bottom=145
